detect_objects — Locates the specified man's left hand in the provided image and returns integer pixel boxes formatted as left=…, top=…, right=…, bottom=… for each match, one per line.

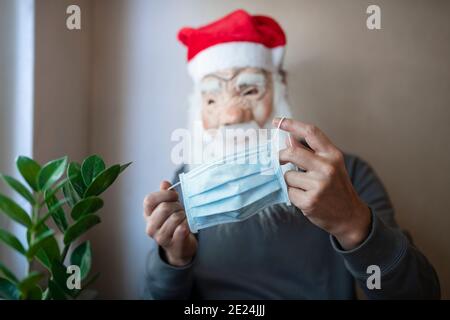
left=274, top=117, right=371, bottom=250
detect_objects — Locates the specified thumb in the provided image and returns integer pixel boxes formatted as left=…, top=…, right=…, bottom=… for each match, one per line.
left=160, top=180, right=172, bottom=191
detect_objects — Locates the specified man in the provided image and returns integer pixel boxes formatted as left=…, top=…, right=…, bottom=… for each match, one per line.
left=143, top=10, right=440, bottom=299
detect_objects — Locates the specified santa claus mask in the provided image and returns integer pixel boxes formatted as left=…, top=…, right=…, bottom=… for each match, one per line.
left=200, top=67, right=273, bottom=130
left=177, top=10, right=292, bottom=165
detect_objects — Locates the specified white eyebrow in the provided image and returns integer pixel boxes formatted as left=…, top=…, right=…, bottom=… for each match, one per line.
left=235, top=73, right=266, bottom=87
left=199, top=79, right=221, bottom=93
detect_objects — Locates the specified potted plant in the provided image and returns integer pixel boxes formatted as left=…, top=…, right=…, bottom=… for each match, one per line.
left=0, top=155, right=131, bottom=299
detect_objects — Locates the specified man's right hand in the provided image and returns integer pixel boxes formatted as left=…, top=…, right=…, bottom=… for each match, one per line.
left=143, top=181, right=197, bottom=267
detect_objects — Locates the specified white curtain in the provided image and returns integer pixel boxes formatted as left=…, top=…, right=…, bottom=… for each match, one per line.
left=0, top=0, right=35, bottom=277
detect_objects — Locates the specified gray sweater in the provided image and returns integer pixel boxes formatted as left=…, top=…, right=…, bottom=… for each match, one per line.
left=144, top=154, right=440, bottom=299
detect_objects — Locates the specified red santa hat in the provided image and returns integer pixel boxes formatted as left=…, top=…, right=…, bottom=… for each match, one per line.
left=178, top=9, right=286, bottom=82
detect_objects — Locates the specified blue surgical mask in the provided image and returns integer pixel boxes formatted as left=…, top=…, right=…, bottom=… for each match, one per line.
left=174, top=128, right=292, bottom=233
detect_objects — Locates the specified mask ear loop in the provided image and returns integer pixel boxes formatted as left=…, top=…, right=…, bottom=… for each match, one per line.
left=168, top=181, right=181, bottom=190
left=276, top=117, right=299, bottom=172
left=277, top=117, right=293, bottom=148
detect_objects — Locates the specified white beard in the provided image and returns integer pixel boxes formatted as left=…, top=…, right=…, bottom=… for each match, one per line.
left=186, top=72, right=293, bottom=169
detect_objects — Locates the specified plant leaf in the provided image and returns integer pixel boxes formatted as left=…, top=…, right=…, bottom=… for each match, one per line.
left=70, top=241, right=92, bottom=280
left=0, top=174, right=35, bottom=205
left=44, top=189, right=68, bottom=232
left=84, top=165, right=121, bottom=197
left=0, top=277, right=20, bottom=300
left=37, top=156, right=68, bottom=191
left=16, top=156, right=41, bottom=192
left=48, top=279, right=67, bottom=300
left=18, top=272, right=44, bottom=298
left=119, top=162, right=132, bottom=173
left=34, top=224, right=60, bottom=269
left=27, top=229, right=55, bottom=259
left=35, top=249, right=51, bottom=271
left=0, top=228, right=26, bottom=255
left=0, top=261, right=18, bottom=283
left=62, top=181, right=80, bottom=208
left=0, top=194, right=32, bottom=228
left=50, top=259, right=80, bottom=298
left=68, top=162, right=86, bottom=197
left=81, top=155, right=105, bottom=186
left=38, top=177, right=70, bottom=208
left=64, top=215, right=101, bottom=245
left=71, top=197, right=103, bottom=220
left=26, top=285, right=42, bottom=300
left=34, top=199, right=69, bottom=231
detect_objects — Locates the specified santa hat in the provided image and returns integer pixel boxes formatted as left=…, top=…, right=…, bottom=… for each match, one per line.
left=178, top=9, right=286, bottom=82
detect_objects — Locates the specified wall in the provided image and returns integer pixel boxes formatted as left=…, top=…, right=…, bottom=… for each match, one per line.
left=33, top=0, right=92, bottom=164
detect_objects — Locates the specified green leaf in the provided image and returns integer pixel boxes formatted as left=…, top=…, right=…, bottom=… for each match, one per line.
left=16, top=156, right=41, bottom=192
left=0, top=174, right=35, bottom=205
left=84, top=165, right=121, bottom=197
left=64, top=215, right=101, bottom=245
left=70, top=241, right=92, bottom=280
left=0, top=277, right=20, bottom=300
left=34, top=199, right=69, bottom=231
left=0, top=194, right=32, bottom=228
left=18, top=272, right=43, bottom=298
left=44, top=189, right=68, bottom=232
left=37, top=156, right=68, bottom=191
left=81, top=155, right=106, bottom=186
left=67, top=162, right=86, bottom=197
left=26, top=285, right=42, bottom=300
left=34, top=224, right=60, bottom=269
left=50, top=259, right=80, bottom=298
left=48, top=279, right=67, bottom=300
left=35, top=249, right=51, bottom=271
left=71, top=197, right=103, bottom=220
left=119, top=162, right=132, bottom=173
left=27, top=229, right=55, bottom=259
left=0, top=261, right=18, bottom=283
left=62, top=181, right=80, bottom=208
left=0, top=228, right=26, bottom=255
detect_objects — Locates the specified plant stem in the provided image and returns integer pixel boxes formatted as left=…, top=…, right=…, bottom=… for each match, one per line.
left=27, top=198, right=40, bottom=275
left=61, top=244, right=70, bottom=263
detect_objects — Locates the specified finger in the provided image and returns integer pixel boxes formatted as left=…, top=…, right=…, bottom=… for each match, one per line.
left=143, top=189, right=178, bottom=216
left=284, top=170, right=318, bottom=191
left=147, top=201, right=183, bottom=232
left=173, top=220, right=191, bottom=243
left=157, top=211, right=186, bottom=245
left=160, top=180, right=172, bottom=190
left=273, top=117, right=335, bottom=153
left=279, top=146, right=324, bottom=170
left=287, top=187, right=309, bottom=211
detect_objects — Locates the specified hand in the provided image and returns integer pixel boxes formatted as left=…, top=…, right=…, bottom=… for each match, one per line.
left=143, top=181, right=198, bottom=266
left=274, top=118, right=371, bottom=250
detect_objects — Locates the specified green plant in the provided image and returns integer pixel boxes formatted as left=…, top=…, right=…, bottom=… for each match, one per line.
left=0, top=155, right=131, bottom=299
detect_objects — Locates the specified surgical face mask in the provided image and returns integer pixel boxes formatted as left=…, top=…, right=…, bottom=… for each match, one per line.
left=171, top=122, right=292, bottom=233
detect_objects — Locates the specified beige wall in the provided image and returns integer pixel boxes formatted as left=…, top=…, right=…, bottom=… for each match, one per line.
left=31, top=0, right=450, bottom=298
left=33, top=0, right=92, bottom=164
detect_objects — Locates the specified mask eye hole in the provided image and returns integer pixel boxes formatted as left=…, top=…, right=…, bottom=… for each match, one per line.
left=242, top=87, right=259, bottom=96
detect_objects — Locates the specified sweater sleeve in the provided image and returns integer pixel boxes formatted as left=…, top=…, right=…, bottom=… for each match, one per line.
left=330, top=155, right=440, bottom=299
left=142, top=240, right=195, bottom=300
